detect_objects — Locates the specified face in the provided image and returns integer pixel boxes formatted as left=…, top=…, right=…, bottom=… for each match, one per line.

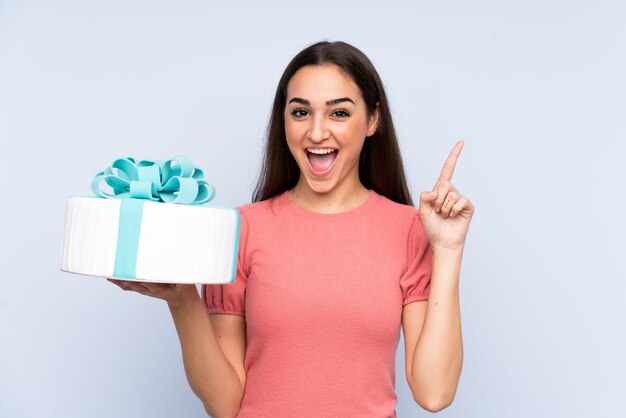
left=284, top=64, right=379, bottom=196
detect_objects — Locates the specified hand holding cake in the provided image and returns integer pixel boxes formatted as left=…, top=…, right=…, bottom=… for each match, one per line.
left=107, top=279, right=199, bottom=308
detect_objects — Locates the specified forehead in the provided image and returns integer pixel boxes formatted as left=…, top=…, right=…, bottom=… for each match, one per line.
left=286, top=65, right=362, bottom=103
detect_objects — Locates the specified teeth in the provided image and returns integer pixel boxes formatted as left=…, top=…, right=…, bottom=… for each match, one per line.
left=307, top=148, right=337, bottom=155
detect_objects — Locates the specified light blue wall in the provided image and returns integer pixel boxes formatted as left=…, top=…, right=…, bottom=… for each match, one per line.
left=1, top=1, right=625, bottom=417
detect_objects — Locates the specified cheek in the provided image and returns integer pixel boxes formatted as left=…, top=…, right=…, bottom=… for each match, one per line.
left=284, top=119, right=301, bottom=142
left=284, top=122, right=302, bottom=157
left=337, top=121, right=368, bottom=144
left=283, top=119, right=294, bottom=140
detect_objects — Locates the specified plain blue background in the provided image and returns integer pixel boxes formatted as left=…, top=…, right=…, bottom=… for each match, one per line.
left=1, top=1, right=625, bottom=417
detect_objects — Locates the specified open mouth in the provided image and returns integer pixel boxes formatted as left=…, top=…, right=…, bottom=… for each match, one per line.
left=306, top=148, right=338, bottom=175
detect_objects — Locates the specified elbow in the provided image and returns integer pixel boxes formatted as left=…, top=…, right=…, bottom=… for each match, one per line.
left=198, top=388, right=243, bottom=418
left=411, top=388, right=456, bottom=413
left=415, top=395, right=454, bottom=413
left=195, top=378, right=245, bottom=418
left=203, top=402, right=239, bottom=418
left=408, top=364, right=462, bottom=412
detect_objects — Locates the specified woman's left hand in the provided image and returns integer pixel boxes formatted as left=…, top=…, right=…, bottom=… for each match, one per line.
left=419, top=140, right=474, bottom=252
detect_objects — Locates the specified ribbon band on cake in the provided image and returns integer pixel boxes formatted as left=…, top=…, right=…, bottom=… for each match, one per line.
left=90, top=156, right=216, bottom=279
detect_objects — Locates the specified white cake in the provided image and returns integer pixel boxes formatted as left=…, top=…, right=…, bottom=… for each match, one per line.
left=61, top=197, right=240, bottom=284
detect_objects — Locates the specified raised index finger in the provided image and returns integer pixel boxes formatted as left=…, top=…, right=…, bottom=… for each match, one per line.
left=437, top=140, right=464, bottom=183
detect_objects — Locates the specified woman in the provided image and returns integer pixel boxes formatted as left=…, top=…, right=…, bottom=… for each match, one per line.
left=111, top=41, right=474, bottom=417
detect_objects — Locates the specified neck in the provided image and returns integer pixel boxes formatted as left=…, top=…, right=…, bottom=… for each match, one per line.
left=288, top=178, right=370, bottom=214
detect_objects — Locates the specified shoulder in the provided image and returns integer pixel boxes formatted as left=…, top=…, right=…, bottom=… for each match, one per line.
left=373, top=192, right=421, bottom=226
left=236, top=192, right=288, bottom=224
left=364, top=192, right=425, bottom=245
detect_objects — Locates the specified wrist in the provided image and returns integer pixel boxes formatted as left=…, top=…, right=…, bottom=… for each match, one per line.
left=167, top=284, right=201, bottom=312
left=431, top=242, right=465, bottom=255
left=429, top=243, right=464, bottom=288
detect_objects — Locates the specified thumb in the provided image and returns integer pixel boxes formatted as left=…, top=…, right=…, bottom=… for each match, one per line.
left=419, top=190, right=438, bottom=209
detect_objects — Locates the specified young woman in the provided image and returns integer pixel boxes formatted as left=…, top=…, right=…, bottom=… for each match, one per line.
left=111, top=41, right=474, bottom=417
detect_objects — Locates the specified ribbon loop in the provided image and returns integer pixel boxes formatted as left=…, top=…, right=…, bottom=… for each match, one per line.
left=91, top=156, right=215, bottom=205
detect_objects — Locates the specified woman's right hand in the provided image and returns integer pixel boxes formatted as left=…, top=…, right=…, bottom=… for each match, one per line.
left=107, top=278, right=199, bottom=309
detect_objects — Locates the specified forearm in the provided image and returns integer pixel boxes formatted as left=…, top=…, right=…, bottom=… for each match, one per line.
left=168, top=287, right=244, bottom=418
left=410, top=245, right=464, bottom=410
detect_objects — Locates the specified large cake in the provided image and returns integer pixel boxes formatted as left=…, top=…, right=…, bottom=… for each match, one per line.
left=60, top=156, right=240, bottom=284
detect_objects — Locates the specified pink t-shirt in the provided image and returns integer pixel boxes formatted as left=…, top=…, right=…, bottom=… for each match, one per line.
left=202, top=190, right=432, bottom=417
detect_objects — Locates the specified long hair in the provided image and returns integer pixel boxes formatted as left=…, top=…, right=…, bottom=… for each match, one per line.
left=252, top=41, right=414, bottom=206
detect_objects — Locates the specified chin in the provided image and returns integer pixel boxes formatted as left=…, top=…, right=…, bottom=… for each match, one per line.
left=304, top=178, right=337, bottom=195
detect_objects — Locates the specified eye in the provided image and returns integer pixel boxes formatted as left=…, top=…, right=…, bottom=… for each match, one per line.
left=331, top=109, right=351, bottom=118
left=290, top=108, right=309, bottom=118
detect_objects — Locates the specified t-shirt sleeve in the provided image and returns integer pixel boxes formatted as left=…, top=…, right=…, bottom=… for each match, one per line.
left=400, top=212, right=433, bottom=306
left=201, top=207, right=249, bottom=316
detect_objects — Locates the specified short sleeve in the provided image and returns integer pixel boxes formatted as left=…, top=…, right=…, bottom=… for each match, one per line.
left=201, top=207, right=249, bottom=316
left=399, top=212, right=433, bottom=306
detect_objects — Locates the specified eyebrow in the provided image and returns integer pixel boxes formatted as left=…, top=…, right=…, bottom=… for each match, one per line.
left=288, top=97, right=355, bottom=106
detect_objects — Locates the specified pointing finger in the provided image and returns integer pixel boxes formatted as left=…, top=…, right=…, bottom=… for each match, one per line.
left=437, top=140, right=464, bottom=183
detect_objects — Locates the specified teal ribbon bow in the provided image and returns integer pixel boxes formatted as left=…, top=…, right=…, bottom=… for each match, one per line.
left=90, top=156, right=215, bottom=204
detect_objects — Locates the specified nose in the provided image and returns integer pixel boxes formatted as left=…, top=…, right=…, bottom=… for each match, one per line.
left=306, top=114, right=330, bottom=143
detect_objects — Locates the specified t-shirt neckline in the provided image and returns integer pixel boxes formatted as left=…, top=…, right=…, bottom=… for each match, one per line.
left=276, top=189, right=381, bottom=222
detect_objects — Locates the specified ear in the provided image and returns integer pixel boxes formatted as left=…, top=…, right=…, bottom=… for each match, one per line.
left=366, top=102, right=381, bottom=137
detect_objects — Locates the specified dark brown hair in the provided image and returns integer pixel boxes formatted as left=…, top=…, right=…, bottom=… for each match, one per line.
left=252, top=40, right=413, bottom=206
